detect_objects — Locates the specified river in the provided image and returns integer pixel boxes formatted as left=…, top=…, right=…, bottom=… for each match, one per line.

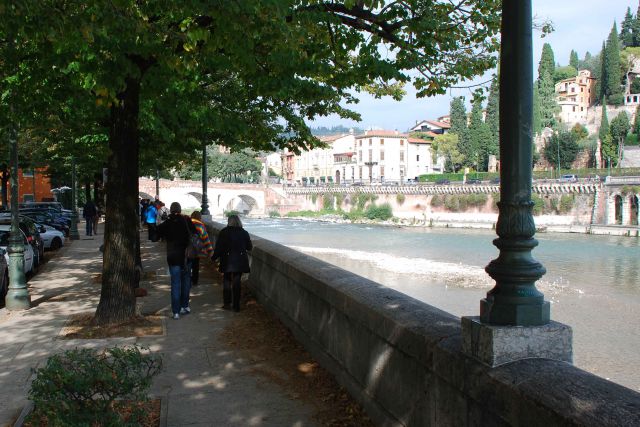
left=242, top=218, right=640, bottom=392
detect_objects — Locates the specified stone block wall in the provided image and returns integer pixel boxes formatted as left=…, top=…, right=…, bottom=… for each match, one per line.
left=208, top=222, right=640, bottom=426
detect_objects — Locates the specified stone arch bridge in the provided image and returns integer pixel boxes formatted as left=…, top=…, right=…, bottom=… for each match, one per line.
left=139, top=178, right=291, bottom=216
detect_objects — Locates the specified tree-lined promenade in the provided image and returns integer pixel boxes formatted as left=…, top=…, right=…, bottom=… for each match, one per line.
left=1, top=1, right=502, bottom=324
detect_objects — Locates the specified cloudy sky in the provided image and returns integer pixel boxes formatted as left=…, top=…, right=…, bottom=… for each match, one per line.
left=309, top=0, right=637, bottom=131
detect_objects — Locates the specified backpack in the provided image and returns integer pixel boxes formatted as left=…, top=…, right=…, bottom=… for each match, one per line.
left=184, top=218, right=205, bottom=259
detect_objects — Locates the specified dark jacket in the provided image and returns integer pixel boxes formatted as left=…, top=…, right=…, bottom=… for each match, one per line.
left=212, top=226, right=252, bottom=273
left=157, top=213, right=196, bottom=266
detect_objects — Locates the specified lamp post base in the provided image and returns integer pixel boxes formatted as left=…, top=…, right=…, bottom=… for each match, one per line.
left=461, top=316, right=572, bottom=367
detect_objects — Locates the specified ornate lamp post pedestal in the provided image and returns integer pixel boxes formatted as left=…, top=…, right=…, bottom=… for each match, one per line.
left=461, top=0, right=571, bottom=367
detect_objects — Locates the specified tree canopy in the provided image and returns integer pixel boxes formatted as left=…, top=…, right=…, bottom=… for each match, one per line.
left=2, top=0, right=503, bottom=324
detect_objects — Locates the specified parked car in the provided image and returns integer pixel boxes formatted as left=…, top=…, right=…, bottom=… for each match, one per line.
left=37, top=223, right=65, bottom=250
left=19, top=210, right=70, bottom=236
left=466, top=178, right=482, bottom=184
left=0, top=215, right=44, bottom=271
left=0, top=248, right=8, bottom=304
left=559, top=174, right=578, bottom=183
left=490, top=177, right=501, bottom=184
left=435, top=178, right=450, bottom=185
left=0, top=225, right=35, bottom=276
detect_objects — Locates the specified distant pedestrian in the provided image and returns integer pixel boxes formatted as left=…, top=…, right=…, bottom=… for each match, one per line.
left=157, top=202, right=196, bottom=319
left=145, top=201, right=158, bottom=241
left=140, top=199, right=149, bottom=227
left=157, top=202, right=169, bottom=225
left=190, top=211, right=214, bottom=287
left=92, top=205, right=101, bottom=235
left=212, top=214, right=252, bottom=312
left=82, top=199, right=97, bottom=236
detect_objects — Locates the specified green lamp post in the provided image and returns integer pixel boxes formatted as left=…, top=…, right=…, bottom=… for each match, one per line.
left=69, top=157, right=80, bottom=240
left=480, top=0, right=549, bottom=326
left=5, top=122, right=30, bottom=310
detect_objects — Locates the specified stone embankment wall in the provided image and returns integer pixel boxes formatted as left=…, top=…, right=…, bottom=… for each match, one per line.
left=208, top=222, right=640, bottom=427
left=276, top=184, right=597, bottom=227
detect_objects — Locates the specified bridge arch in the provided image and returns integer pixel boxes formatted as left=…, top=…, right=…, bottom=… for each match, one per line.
left=224, top=194, right=259, bottom=215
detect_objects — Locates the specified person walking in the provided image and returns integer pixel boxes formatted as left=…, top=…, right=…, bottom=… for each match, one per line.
left=82, top=199, right=97, bottom=236
left=212, top=214, right=252, bottom=312
left=190, top=211, right=214, bottom=286
left=145, top=201, right=158, bottom=241
left=157, top=202, right=196, bottom=319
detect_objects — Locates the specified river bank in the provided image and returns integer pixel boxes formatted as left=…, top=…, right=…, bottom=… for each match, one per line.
left=258, top=211, right=640, bottom=237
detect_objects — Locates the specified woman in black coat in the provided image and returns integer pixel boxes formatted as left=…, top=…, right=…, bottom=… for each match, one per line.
left=212, top=214, right=252, bottom=312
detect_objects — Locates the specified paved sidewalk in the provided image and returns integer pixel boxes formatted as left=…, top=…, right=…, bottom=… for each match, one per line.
left=0, top=230, right=318, bottom=427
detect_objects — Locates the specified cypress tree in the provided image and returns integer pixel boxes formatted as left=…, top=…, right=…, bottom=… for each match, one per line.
left=621, top=7, right=634, bottom=47
left=532, top=84, right=542, bottom=134
left=449, top=97, right=469, bottom=165
left=597, top=42, right=607, bottom=102
left=467, top=97, right=484, bottom=167
left=634, top=2, right=640, bottom=47
left=538, top=43, right=556, bottom=80
left=605, top=22, right=623, bottom=104
left=599, top=101, right=610, bottom=144
left=569, top=50, right=579, bottom=70
left=485, top=77, right=500, bottom=156
left=538, top=71, right=557, bottom=129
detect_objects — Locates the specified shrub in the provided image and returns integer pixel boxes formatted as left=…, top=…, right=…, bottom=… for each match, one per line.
left=322, top=193, right=334, bottom=210
left=28, top=346, right=162, bottom=426
left=225, top=210, right=240, bottom=217
left=531, top=193, right=544, bottom=215
left=559, top=195, right=574, bottom=214
left=311, top=193, right=318, bottom=204
left=268, top=210, right=281, bottom=218
left=444, top=195, right=459, bottom=211
left=335, top=193, right=344, bottom=208
left=365, top=203, right=393, bottom=220
left=396, top=193, right=405, bottom=205
left=431, top=195, right=443, bottom=207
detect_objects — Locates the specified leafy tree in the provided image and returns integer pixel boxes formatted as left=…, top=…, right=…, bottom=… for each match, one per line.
left=621, top=7, right=635, bottom=47
left=432, top=133, right=464, bottom=172
left=601, top=134, right=617, bottom=167
left=553, top=65, right=578, bottom=83
left=605, top=22, right=623, bottom=104
left=569, top=50, right=580, bottom=69
left=621, top=46, right=640, bottom=94
left=4, top=1, right=503, bottom=325
left=544, top=130, right=580, bottom=171
left=538, top=43, right=555, bottom=80
left=610, top=111, right=630, bottom=164
left=634, top=105, right=640, bottom=135
left=571, top=123, right=588, bottom=141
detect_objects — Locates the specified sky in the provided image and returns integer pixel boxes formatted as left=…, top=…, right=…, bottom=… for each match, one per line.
left=308, top=0, right=638, bottom=132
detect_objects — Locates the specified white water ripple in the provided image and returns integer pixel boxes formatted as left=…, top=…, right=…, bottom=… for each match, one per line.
left=289, top=245, right=584, bottom=295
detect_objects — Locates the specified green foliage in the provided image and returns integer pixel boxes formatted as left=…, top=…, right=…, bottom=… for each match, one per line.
left=432, top=133, right=464, bottom=172
left=553, top=66, right=578, bottom=83
left=431, top=195, right=444, bottom=207
left=605, top=23, right=623, bottom=100
left=599, top=103, right=610, bottom=143
left=354, top=192, right=376, bottom=211
left=571, top=123, right=588, bottom=141
left=225, top=210, right=240, bottom=217
left=485, top=78, right=500, bottom=159
left=322, top=193, right=334, bottom=210
left=27, top=346, right=162, bottom=427
left=537, top=70, right=558, bottom=129
left=444, top=196, right=460, bottom=211
left=268, top=210, right=281, bottom=218
left=632, top=78, right=640, bottom=94
left=334, top=193, right=344, bottom=208
left=532, top=84, right=542, bottom=134
left=531, top=193, right=544, bottom=215
left=544, top=130, right=580, bottom=170
left=621, top=7, right=635, bottom=47
left=286, top=209, right=335, bottom=218
left=559, top=195, right=574, bottom=214
left=440, top=194, right=488, bottom=212
left=538, top=43, right=556, bottom=80
left=365, top=203, right=393, bottom=220
left=449, top=97, right=468, bottom=168
left=569, top=50, right=580, bottom=69
left=634, top=105, right=640, bottom=136
left=627, top=134, right=639, bottom=146
left=311, top=194, right=318, bottom=204
left=396, top=193, right=406, bottom=205
left=419, top=172, right=465, bottom=182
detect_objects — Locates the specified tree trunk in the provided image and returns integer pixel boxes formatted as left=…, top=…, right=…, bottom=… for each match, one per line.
left=94, top=77, right=141, bottom=325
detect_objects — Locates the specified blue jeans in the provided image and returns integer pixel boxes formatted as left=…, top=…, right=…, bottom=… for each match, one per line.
left=169, top=260, right=191, bottom=315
